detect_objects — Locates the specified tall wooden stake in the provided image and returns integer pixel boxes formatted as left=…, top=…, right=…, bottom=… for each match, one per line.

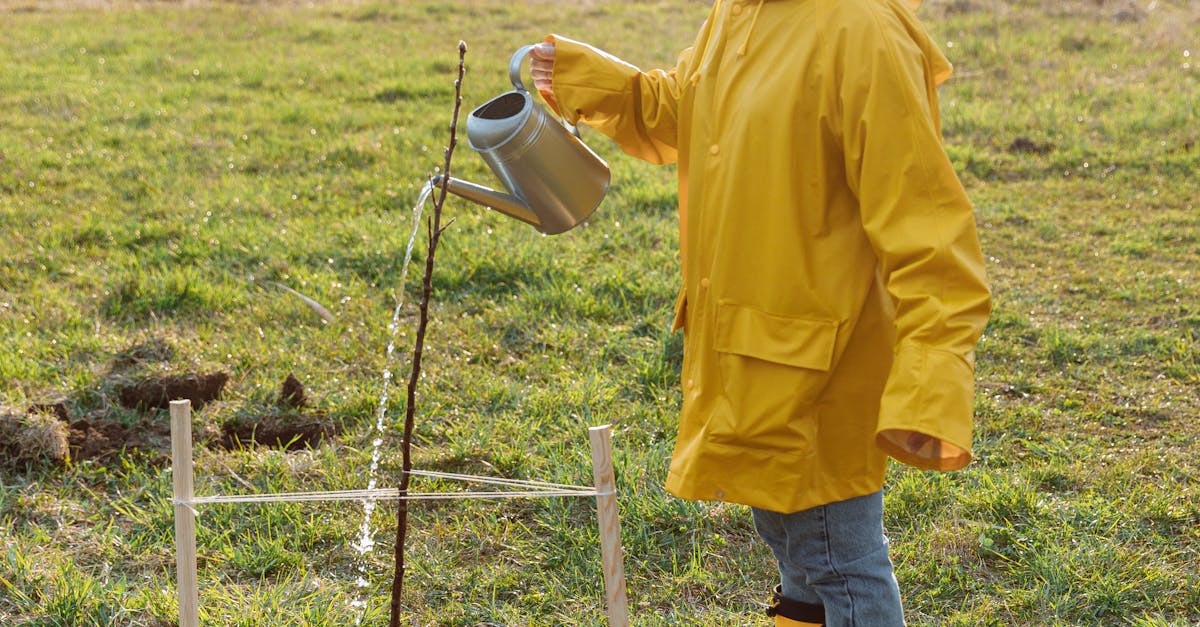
left=389, top=40, right=468, bottom=627
left=589, top=425, right=630, bottom=627
left=170, top=399, right=200, bottom=627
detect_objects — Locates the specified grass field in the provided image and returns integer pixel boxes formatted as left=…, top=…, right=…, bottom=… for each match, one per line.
left=0, top=0, right=1197, bottom=625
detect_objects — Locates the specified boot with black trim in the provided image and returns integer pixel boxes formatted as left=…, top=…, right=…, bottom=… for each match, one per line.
left=765, top=585, right=825, bottom=626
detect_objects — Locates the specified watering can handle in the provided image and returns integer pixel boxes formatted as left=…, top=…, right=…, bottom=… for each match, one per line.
left=509, top=44, right=537, bottom=92
left=509, top=44, right=580, bottom=137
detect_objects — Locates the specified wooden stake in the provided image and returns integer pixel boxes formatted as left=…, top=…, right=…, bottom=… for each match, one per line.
left=588, top=425, right=630, bottom=627
left=170, top=399, right=200, bottom=627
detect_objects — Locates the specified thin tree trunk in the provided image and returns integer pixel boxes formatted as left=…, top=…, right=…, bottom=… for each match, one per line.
left=389, top=40, right=468, bottom=627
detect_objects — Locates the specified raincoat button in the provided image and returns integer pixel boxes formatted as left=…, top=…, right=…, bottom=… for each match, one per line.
left=709, top=144, right=720, bottom=155
left=714, top=489, right=726, bottom=499
left=700, top=277, right=710, bottom=288
left=731, top=4, right=743, bottom=15
left=687, top=378, right=695, bottom=390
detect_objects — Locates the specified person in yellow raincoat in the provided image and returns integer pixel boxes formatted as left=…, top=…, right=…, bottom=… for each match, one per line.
left=530, top=0, right=991, bottom=624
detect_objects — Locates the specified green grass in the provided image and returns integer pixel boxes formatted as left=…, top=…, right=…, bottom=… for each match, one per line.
left=1, top=0, right=1198, bottom=625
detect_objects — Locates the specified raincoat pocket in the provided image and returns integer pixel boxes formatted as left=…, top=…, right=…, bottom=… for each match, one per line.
left=714, top=302, right=838, bottom=373
left=708, top=302, right=839, bottom=454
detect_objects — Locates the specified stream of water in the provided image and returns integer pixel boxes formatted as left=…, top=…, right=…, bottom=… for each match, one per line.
left=350, top=179, right=435, bottom=624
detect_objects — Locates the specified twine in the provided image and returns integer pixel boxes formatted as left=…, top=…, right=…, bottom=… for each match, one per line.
left=174, top=469, right=604, bottom=514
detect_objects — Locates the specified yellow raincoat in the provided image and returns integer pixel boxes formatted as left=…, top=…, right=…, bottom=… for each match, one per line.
left=544, top=0, right=991, bottom=513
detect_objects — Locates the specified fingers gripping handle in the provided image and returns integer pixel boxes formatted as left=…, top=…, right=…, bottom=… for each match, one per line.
left=509, top=44, right=536, bottom=92
left=509, top=43, right=579, bottom=138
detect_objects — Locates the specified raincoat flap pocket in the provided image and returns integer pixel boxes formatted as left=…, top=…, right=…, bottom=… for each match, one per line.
left=714, top=302, right=838, bottom=371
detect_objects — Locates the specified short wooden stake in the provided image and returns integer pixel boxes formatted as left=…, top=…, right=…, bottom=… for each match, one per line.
left=170, top=399, right=200, bottom=627
left=588, top=425, right=630, bottom=627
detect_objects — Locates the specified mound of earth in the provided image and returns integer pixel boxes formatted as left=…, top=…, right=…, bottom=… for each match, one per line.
left=2, top=369, right=339, bottom=471
left=0, top=407, right=70, bottom=467
left=116, top=372, right=229, bottom=411
left=219, top=412, right=340, bottom=451
left=68, top=415, right=172, bottom=464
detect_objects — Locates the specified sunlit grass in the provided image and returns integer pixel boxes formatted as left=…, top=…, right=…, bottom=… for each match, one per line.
left=1, top=0, right=1197, bottom=625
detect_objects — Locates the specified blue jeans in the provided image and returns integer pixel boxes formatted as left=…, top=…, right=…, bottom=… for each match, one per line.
left=752, top=490, right=905, bottom=626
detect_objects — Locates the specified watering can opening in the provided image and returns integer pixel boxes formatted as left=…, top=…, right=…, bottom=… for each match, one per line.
left=467, top=92, right=532, bottom=152
left=475, top=92, right=526, bottom=120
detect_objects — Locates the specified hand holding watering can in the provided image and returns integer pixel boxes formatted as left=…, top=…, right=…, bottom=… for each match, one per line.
left=433, top=44, right=609, bottom=235
left=529, top=42, right=555, bottom=95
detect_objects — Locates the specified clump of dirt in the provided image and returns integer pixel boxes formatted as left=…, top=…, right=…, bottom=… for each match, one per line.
left=279, top=373, right=307, bottom=409
left=1007, top=137, right=1054, bottom=155
left=0, top=408, right=70, bottom=469
left=218, top=374, right=340, bottom=450
left=0, top=339, right=343, bottom=471
left=116, top=372, right=229, bottom=411
left=942, top=0, right=979, bottom=16
left=28, top=401, right=69, bottom=423
left=1, top=401, right=175, bottom=468
left=67, top=416, right=172, bottom=465
left=219, top=412, right=341, bottom=451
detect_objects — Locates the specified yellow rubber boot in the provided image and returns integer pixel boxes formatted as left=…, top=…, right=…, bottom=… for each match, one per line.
left=766, top=585, right=824, bottom=626
left=774, top=616, right=823, bottom=627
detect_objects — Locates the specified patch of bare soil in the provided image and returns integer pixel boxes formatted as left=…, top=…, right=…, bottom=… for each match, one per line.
left=0, top=338, right=343, bottom=471
left=68, top=415, right=172, bottom=465
left=218, top=412, right=340, bottom=451
left=0, top=407, right=70, bottom=468
left=0, top=402, right=168, bottom=468
left=216, top=372, right=339, bottom=450
left=1007, top=137, right=1054, bottom=155
left=116, top=372, right=229, bottom=411
left=279, top=373, right=307, bottom=409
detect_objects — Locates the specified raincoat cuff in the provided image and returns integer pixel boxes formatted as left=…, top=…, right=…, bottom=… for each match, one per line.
left=544, top=35, right=642, bottom=127
left=875, top=344, right=975, bottom=471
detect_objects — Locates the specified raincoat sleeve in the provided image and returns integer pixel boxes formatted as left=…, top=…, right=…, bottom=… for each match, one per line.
left=839, top=9, right=992, bottom=471
left=540, top=35, right=694, bottom=165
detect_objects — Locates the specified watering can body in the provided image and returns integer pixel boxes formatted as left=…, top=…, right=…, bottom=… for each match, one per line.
left=435, top=45, right=610, bottom=235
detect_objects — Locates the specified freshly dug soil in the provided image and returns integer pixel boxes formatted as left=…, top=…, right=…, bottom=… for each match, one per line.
left=67, top=417, right=171, bottom=465
left=219, top=413, right=341, bottom=451
left=1, top=373, right=337, bottom=471
left=278, top=373, right=307, bottom=409
left=0, top=409, right=70, bottom=467
left=116, top=372, right=229, bottom=411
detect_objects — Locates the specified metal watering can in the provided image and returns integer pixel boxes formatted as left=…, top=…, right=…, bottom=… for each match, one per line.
left=433, top=45, right=610, bottom=235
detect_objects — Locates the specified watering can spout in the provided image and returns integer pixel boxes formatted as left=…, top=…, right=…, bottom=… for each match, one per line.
left=432, top=174, right=542, bottom=229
